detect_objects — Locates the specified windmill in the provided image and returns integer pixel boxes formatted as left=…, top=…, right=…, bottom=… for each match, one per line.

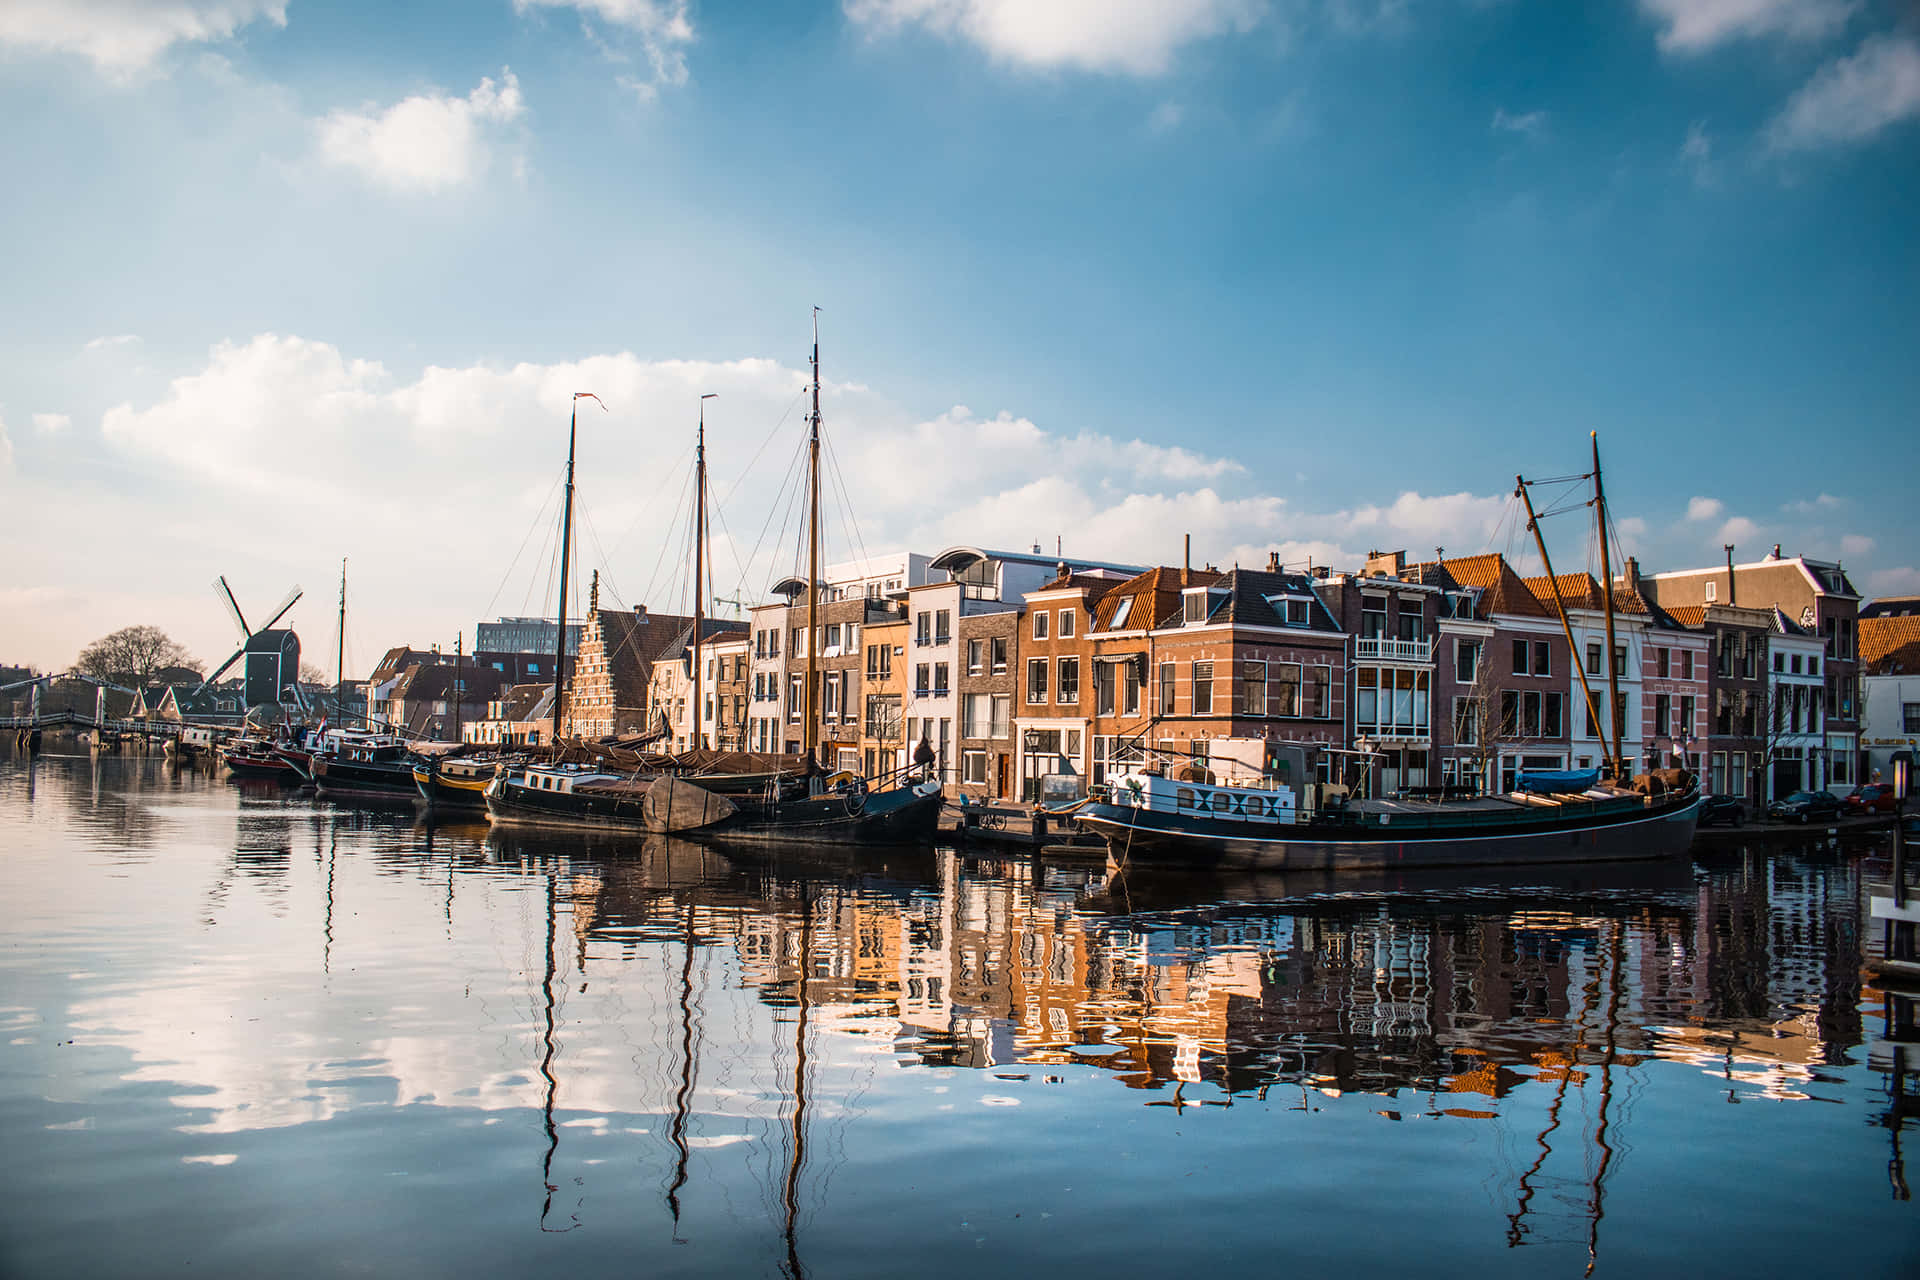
left=197, top=577, right=303, bottom=708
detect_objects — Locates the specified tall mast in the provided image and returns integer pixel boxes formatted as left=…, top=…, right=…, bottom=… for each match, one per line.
left=335, top=557, right=346, bottom=723
left=804, top=309, right=821, bottom=762
left=1518, top=476, right=1614, bottom=770
left=1592, top=432, right=1624, bottom=779
left=693, top=394, right=716, bottom=751
left=453, top=632, right=463, bottom=743
left=552, top=399, right=579, bottom=744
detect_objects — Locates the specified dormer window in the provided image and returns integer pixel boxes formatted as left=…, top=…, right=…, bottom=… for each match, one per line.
left=1109, top=597, right=1133, bottom=629
left=1265, top=595, right=1312, bottom=627
left=1183, top=587, right=1225, bottom=625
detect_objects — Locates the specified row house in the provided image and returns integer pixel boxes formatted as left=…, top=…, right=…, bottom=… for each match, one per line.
left=1765, top=610, right=1830, bottom=799
left=1658, top=602, right=1774, bottom=803
left=1319, top=551, right=1445, bottom=793
left=1637, top=606, right=1711, bottom=776
left=646, top=621, right=748, bottom=753
left=909, top=546, right=1134, bottom=799
left=858, top=611, right=909, bottom=779
left=385, top=661, right=508, bottom=739
left=1860, top=615, right=1920, bottom=784
left=1521, top=572, right=1660, bottom=777
left=566, top=592, right=701, bottom=740
left=1644, top=548, right=1862, bottom=791
left=695, top=632, right=751, bottom=752
left=1426, top=554, right=1574, bottom=795
left=1013, top=571, right=1130, bottom=801
left=463, top=684, right=555, bottom=747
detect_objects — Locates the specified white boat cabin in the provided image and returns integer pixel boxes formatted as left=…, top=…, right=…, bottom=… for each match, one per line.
left=1103, top=769, right=1298, bottom=825
left=513, top=763, right=622, bottom=795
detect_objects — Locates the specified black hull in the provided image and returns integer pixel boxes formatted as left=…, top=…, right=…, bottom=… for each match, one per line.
left=484, top=781, right=654, bottom=832
left=224, top=755, right=303, bottom=782
left=682, top=786, right=946, bottom=848
left=1076, top=795, right=1701, bottom=871
left=412, top=767, right=492, bottom=811
left=313, top=756, right=420, bottom=800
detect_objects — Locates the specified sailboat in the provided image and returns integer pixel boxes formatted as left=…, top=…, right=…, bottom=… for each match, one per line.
left=643, top=314, right=944, bottom=846
left=1072, top=434, right=1700, bottom=870
left=483, top=392, right=820, bottom=830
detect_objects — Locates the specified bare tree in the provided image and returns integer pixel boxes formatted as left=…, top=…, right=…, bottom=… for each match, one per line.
left=299, top=661, right=330, bottom=687
left=74, top=626, right=200, bottom=687
left=1444, top=648, right=1567, bottom=793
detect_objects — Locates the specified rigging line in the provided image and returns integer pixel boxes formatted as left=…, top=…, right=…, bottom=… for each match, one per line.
left=820, top=426, right=872, bottom=578
left=717, top=384, right=807, bottom=509
left=1518, top=471, right=1594, bottom=488
left=574, top=492, right=626, bottom=610
left=632, top=462, right=698, bottom=615
left=482, top=471, right=566, bottom=622
left=604, top=442, right=697, bottom=564
left=738, top=434, right=809, bottom=597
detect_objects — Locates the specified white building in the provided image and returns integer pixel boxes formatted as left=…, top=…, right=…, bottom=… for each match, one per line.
left=1765, top=611, right=1829, bottom=798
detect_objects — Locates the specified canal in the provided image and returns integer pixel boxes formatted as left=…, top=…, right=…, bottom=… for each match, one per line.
left=2, top=751, right=1913, bottom=1277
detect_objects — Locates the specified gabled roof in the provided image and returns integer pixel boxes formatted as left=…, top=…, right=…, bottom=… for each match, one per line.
left=1183, top=568, right=1342, bottom=633
left=1862, top=596, right=1920, bottom=620
left=1770, top=607, right=1815, bottom=638
left=1092, top=567, right=1223, bottom=632
left=1662, top=604, right=1707, bottom=629
left=1431, top=554, right=1552, bottom=619
left=1862, top=616, right=1920, bottom=675
left=1522, top=572, right=1650, bottom=617
left=1031, top=570, right=1131, bottom=599
left=390, top=662, right=508, bottom=703
left=590, top=608, right=700, bottom=707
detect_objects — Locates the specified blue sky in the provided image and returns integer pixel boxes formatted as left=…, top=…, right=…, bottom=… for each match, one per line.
left=1, top=1, right=1915, bottom=676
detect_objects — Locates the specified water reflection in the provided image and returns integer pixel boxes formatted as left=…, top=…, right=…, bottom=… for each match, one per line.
left=2, top=750, right=1913, bottom=1278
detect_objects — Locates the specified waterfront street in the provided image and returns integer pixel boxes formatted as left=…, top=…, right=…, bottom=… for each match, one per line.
left=2, top=749, right=1913, bottom=1279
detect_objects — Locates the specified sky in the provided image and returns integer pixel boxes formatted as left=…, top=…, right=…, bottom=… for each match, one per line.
left=1, top=0, right=1915, bottom=680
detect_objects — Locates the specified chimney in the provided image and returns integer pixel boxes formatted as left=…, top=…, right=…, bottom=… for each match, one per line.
left=1184, top=533, right=1191, bottom=574
left=1724, top=544, right=1736, bottom=607
left=1267, top=550, right=1281, bottom=572
left=1771, top=544, right=1782, bottom=560
left=1364, top=549, right=1406, bottom=578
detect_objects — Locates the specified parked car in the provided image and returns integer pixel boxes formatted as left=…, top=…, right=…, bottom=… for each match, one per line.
left=1699, top=794, right=1746, bottom=827
left=1841, top=783, right=1899, bottom=816
left=1767, top=790, right=1842, bottom=824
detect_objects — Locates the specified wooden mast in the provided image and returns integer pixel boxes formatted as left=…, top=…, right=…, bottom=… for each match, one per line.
left=335, top=557, right=346, bottom=724
left=552, top=398, right=579, bottom=744
left=1518, top=475, right=1615, bottom=772
left=804, top=309, right=822, bottom=765
left=693, top=395, right=716, bottom=751
left=1591, top=432, right=1624, bottom=780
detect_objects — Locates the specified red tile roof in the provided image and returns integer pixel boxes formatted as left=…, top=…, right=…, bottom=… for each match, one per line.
left=1435, top=554, right=1552, bottom=619
left=1522, top=572, right=1650, bottom=616
left=1861, top=616, right=1920, bottom=675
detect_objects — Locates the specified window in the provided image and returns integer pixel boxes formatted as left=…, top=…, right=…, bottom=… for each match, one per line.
left=1711, top=751, right=1727, bottom=795
left=1808, top=656, right=1818, bottom=676
left=1185, top=592, right=1208, bottom=625
left=1705, top=580, right=1718, bottom=602
left=1456, top=640, right=1479, bottom=684
left=1730, top=752, right=1746, bottom=798
left=788, top=674, right=802, bottom=721
left=1533, top=641, right=1551, bottom=676
left=991, top=637, right=1008, bottom=674
left=1656, top=647, right=1670, bottom=678
left=1123, top=661, right=1142, bottom=717
left=1791, top=652, right=1802, bottom=675
left=1309, top=665, right=1331, bottom=718
left=1286, top=599, right=1310, bottom=627
left=1512, top=639, right=1529, bottom=675
left=1109, top=597, right=1133, bottom=629
left=1159, top=661, right=1176, bottom=714
left=933, top=662, right=949, bottom=696
left=1032, top=611, right=1050, bottom=641
left=935, top=610, right=950, bottom=645
left=1654, top=693, right=1671, bottom=737
left=1586, top=642, right=1602, bottom=676
left=1679, top=695, right=1694, bottom=739
left=1268, top=663, right=1301, bottom=717
left=991, top=694, right=1011, bottom=738
left=824, top=622, right=842, bottom=653
left=1454, top=698, right=1479, bottom=746
left=1192, top=661, right=1214, bottom=715
left=1363, top=599, right=1387, bottom=639
left=965, top=639, right=983, bottom=674
left=1543, top=692, right=1563, bottom=738
left=867, top=644, right=892, bottom=680
left=1681, top=649, right=1694, bottom=680
left=1240, top=660, right=1267, bottom=716
left=962, top=750, right=988, bottom=785
left=962, top=694, right=990, bottom=738
left=915, top=612, right=931, bottom=645
left=1057, top=657, right=1080, bottom=704
left=1059, top=609, right=1076, bottom=638
left=915, top=663, right=930, bottom=695
left=1906, top=703, right=1920, bottom=734
left=1027, top=658, right=1049, bottom=704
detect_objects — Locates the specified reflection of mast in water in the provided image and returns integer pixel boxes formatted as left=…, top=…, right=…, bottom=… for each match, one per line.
left=538, top=861, right=579, bottom=1233
left=666, top=899, right=701, bottom=1233
left=780, top=880, right=814, bottom=1280
left=1584, top=920, right=1626, bottom=1276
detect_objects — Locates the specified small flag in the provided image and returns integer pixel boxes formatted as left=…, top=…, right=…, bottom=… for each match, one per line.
left=574, top=391, right=607, bottom=410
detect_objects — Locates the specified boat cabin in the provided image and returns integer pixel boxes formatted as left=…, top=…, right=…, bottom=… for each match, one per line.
left=1103, top=769, right=1298, bottom=825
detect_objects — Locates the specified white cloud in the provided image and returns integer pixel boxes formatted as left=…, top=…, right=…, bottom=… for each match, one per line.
left=843, top=0, right=1267, bottom=75
left=316, top=71, right=527, bottom=194
left=1491, top=107, right=1547, bottom=140
left=1840, top=533, right=1874, bottom=556
left=1868, top=566, right=1920, bottom=596
left=1678, top=119, right=1715, bottom=184
left=1148, top=101, right=1186, bottom=134
left=62, top=331, right=1525, bottom=670
left=1686, top=495, right=1723, bottom=521
left=1783, top=492, right=1844, bottom=513
left=517, top=1, right=694, bottom=98
left=1767, top=35, right=1920, bottom=150
left=0, top=0, right=286, bottom=76
left=1717, top=515, right=1762, bottom=545
left=1638, top=0, right=1857, bottom=55
left=32, top=413, right=70, bottom=433
left=84, top=334, right=142, bottom=352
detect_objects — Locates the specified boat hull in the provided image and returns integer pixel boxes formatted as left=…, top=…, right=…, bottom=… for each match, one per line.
left=313, top=755, right=419, bottom=800
left=1075, top=794, right=1701, bottom=871
left=679, top=782, right=946, bottom=847
left=413, top=762, right=494, bottom=811
left=223, top=751, right=303, bottom=782
left=484, top=778, right=656, bottom=831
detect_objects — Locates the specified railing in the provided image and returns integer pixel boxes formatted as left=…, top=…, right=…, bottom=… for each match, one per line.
left=1355, top=638, right=1432, bottom=662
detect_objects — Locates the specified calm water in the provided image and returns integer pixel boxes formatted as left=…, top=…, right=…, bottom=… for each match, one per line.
left=2, top=750, right=1914, bottom=1278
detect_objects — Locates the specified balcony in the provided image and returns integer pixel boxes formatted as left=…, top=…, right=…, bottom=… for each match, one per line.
left=1355, top=638, right=1432, bottom=663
